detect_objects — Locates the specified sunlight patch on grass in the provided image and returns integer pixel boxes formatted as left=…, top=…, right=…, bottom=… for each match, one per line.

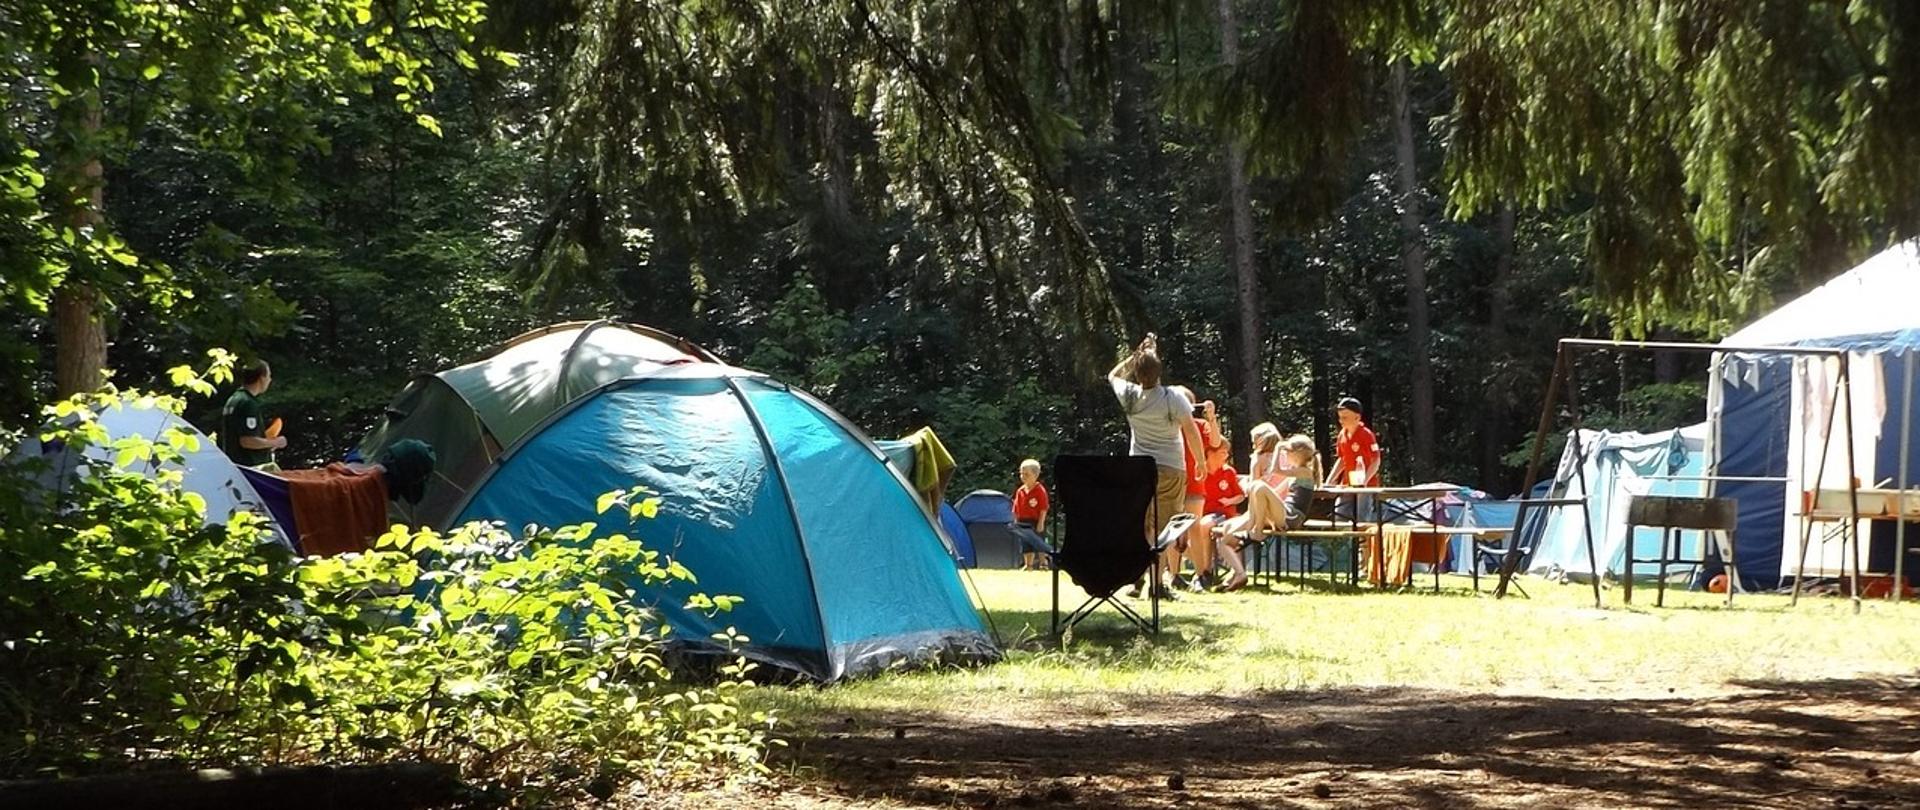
left=754, top=570, right=1920, bottom=728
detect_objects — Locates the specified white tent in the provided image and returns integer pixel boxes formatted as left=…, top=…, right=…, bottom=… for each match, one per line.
left=1708, top=239, right=1920, bottom=588
left=15, top=399, right=291, bottom=548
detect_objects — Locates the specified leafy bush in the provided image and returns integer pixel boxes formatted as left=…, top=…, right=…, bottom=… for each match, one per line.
left=0, top=366, right=772, bottom=801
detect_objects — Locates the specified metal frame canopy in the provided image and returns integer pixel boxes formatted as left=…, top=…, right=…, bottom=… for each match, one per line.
left=1492, top=338, right=1867, bottom=611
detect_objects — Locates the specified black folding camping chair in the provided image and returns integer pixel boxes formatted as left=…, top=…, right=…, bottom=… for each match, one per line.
left=1050, top=454, right=1171, bottom=636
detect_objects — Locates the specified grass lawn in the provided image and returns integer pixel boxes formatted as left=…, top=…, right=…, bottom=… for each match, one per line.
left=759, top=569, right=1920, bottom=722
left=711, top=570, right=1920, bottom=809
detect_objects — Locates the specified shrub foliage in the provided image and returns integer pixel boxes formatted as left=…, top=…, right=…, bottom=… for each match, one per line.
left=0, top=359, right=771, bottom=801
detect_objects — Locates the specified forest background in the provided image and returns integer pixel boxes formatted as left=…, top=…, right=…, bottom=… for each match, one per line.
left=8, top=1, right=1914, bottom=499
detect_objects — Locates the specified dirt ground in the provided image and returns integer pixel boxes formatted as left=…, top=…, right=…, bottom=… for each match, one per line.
left=660, top=676, right=1920, bottom=809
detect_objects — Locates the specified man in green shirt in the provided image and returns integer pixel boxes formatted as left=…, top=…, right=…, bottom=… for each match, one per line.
left=220, top=360, right=287, bottom=469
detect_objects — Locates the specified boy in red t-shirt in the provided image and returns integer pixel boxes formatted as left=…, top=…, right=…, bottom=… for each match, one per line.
left=1327, top=396, right=1381, bottom=521
left=1328, top=396, right=1382, bottom=487
left=1013, top=458, right=1051, bottom=570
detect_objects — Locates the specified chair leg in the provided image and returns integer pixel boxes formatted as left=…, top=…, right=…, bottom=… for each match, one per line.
left=1150, top=555, right=1162, bottom=635
left=1051, top=561, right=1060, bottom=637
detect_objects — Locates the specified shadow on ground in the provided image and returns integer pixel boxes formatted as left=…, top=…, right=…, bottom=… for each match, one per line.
left=767, top=676, right=1920, bottom=809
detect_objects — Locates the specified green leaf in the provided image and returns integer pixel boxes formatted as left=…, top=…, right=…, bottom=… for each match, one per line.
left=596, top=491, right=619, bottom=515
left=630, top=497, right=662, bottom=520
left=414, top=113, right=442, bottom=136
left=141, top=65, right=161, bottom=80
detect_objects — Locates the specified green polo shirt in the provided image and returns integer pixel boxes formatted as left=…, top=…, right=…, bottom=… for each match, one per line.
left=219, top=389, right=272, bottom=467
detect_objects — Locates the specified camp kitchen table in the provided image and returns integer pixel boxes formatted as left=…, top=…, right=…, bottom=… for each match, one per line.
left=1795, top=486, right=1920, bottom=595
left=1316, top=484, right=1459, bottom=590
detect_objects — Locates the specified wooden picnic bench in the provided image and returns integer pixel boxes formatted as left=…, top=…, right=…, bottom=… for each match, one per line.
left=1232, top=520, right=1512, bottom=592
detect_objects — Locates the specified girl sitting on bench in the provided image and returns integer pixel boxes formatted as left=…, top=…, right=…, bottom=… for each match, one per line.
left=1214, top=434, right=1321, bottom=590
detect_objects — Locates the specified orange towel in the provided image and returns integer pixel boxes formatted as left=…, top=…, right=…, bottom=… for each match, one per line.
left=281, top=463, right=389, bottom=557
left=1364, top=526, right=1450, bottom=587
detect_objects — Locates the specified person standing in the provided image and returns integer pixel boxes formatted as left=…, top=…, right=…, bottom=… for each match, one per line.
left=1012, top=459, right=1051, bottom=571
left=1326, top=396, right=1381, bottom=521
left=1326, top=396, right=1381, bottom=487
left=1169, top=386, right=1221, bottom=590
left=220, top=359, right=287, bottom=470
left=1108, top=334, right=1205, bottom=599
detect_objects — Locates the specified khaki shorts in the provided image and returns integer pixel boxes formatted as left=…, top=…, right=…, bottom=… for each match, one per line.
left=1144, top=466, right=1188, bottom=545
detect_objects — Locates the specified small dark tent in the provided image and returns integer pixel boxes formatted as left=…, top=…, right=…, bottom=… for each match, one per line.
left=955, top=490, right=1023, bottom=569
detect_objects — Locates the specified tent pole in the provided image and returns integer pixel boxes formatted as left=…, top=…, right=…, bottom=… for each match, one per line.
left=1840, top=354, right=1863, bottom=615
left=1705, top=352, right=1730, bottom=593
left=1793, top=356, right=1842, bottom=606
left=1899, top=351, right=1914, bottom=604
left=1499, top=343, right=1569, bottom=599
left=1563, top=354, right=1604, bottom=608
left=723, top=377, right=838, bottom=679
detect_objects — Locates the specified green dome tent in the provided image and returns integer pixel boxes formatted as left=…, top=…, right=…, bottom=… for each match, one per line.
left=360, top=320, right=719, bottom=527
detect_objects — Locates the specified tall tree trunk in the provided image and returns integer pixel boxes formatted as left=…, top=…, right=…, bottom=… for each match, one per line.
left=53, top=56, right=107, bottom=396
left=1390, top=59, right=1435, bottom=479
left=1112, top=3, right=1147, bottom=279
left=1479, top=204, right=1517, bottom=492
left=1652, top=326, right=1680, bottom=383
left=1218, top=0, right=1267, bottom=438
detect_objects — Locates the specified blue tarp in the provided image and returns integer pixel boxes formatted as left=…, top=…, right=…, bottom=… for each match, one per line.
left=1445, top=499, right=1522, bottom=574
left=453, top=366, right=998, bottom=682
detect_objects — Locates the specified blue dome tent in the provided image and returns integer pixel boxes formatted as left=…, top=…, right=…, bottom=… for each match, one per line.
left=954, top=490, right=1023, bottom=569
left=448, top=364, right=998, bottom=682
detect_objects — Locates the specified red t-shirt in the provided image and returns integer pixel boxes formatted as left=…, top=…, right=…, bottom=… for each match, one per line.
left=1337, top=423, right=1382, bottom=486
left=1184, top=420, right=1214, bottom=497
left=1203, top=465, right=1245, bottom=517
left=1013, top=482, right=1049, bottom=524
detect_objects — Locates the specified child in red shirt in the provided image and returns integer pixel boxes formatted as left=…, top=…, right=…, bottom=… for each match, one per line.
left=1170, top=388, right=1222, bottom=590
left=1202, top=442, right=1246, bottom=518
left=1329, top=397, right=1381, bottom=486
left=1013, top=458, right=1051, bottom=570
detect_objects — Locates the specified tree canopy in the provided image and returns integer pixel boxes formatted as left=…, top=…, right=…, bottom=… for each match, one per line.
left=4, top=0, right=1911, bottom=491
